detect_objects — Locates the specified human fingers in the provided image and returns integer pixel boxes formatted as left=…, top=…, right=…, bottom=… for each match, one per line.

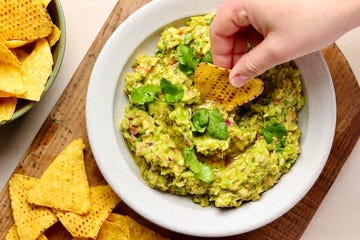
left=230, top=31, right=248, bottom=67
left=210, top=0, right=250, bottom=69
left=229, top=37, right=289, bottom=87
left=232, top=27, right=264, bottom=65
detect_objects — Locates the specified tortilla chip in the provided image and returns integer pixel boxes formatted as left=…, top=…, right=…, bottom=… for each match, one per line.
left=0, top=63, right=26, bottom=96
left=5, top=224, right=48, bottom=240
left=0, top=41, right=21, bottom=66
left=20, top=38, right=53, bottom=101
left=96, top=214, right=131, bottom=240
left=5, top=39, right=33, bottom=49
left=8, top=174, right=58, bottom=240
left=0, top=0, right=53, bottom=41
left=97, top=213, right=167, bottom=240
left=0, top=91, right=15, bottom=98
left=55, top=185, right=121, bottom=239
left=5, top=225, right=19, bottom=240
left=28, top=139, right=90, bottom=215
left=124, top=215, right=167, bottom=240
left=47, top=24, right=61, bottom=47
left=0, top=97, right=17, bottom=123
left=0, top=33, right=5, bottom=43
left=12, top=48, right=30, bottom=63
left=42, top=0, right=52, bottom=7
left=195, top=62, right=264, bottom=111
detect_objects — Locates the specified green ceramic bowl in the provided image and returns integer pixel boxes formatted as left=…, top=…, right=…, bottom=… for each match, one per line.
left=1, top=0, right=66, bottom=125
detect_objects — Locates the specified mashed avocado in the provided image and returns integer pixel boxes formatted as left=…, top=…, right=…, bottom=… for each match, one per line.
left=120, top=14, right=305, bottom=207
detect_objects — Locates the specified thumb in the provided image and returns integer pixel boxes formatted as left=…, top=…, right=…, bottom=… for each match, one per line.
left=229, top=39, right=286, bottom=87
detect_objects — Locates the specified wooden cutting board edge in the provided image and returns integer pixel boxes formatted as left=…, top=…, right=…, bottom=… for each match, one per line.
left=0, top=1, right=359, bottom=239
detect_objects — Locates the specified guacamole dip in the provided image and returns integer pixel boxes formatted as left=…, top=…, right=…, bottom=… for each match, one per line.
left=120, top=14, right=305, bottom=207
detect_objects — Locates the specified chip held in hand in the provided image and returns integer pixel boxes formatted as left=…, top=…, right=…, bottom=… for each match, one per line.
left=195, top=62, right=264, bottom=111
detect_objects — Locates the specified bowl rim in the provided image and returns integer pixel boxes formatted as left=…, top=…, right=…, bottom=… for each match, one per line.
left=86, top=0, right=336, bottom=237
left=3, top=0, right=66, bottom=125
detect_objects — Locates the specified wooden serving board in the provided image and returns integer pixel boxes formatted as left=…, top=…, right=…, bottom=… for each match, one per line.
left=1, top=0, right=359, bottom=239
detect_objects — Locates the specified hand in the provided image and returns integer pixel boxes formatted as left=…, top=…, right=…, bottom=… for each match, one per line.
left=210, top=0, right=360, bottom=87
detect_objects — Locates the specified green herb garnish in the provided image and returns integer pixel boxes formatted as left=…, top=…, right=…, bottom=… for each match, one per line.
left=176, top=45, right=199, bottom=75
left=260, top=122, right=287, bottom=144
left=183, top=147, right=214, bottom=183
left=130, top=85, right=161, bottom=104
left=160, top=77, right=184, bottom=103
left=205, top=17, right=213, bottom=25
left=202, top=50, right=213, bottom=63
left=207, top=109, right=229, bottom=140
left=191, top=108, right=228, bottom=140
left=184, top=33, right=193, bottom=45
left=191, top=108, right=209, bottom=133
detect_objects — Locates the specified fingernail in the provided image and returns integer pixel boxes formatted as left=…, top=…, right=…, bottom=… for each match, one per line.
left=230, top=75, right=249, bottom=88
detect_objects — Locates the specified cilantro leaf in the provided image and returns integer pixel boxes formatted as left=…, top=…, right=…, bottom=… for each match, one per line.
left=205, top=17, right=213, bottom=25
left=190, top=108, right=229, bottom=140
left=184, top=33, right=193, bottom=45
left=191, top=108, right=209, bottom=133
left=261, top=129, right=273, bottom=144
left=130, top=85, right=161, bottom=104
left=260, top=122, right=287, bottom=144
left=183, top=147, right=215, bottom=183
left=160, top=78, right=184, bottom=103
left=202, top=50, right=213, bottom=63
left=207, top=110, right=229, bottom=140
left=176, top=45, right=199, bottom=75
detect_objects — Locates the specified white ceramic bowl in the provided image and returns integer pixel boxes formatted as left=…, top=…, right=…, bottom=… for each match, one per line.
left=86, top=0, right=336, bottom=237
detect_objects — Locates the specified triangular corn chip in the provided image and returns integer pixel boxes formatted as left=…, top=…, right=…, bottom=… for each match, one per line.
left=0, top=63, right=26, bottom=96
left=96, top=213, right=131, bottom=240
left=5, top=224, right=18, bottom=240
left=97, top=213, right=167, bottom=240
left=20, top=38, right=53, bottom=101
left=0, top=90, right=18, bottom=98
left=12, top=48, right=30, bottom=63
left=5, top=39, right=33, bottom=49
left=124, top=214, right=167, bottom=240
left=28, top=139, right=91, bottom=214
left=0, top=97, right=17, bottom=123
left=0, top=41, right=21, bottom=66
left=47, top=24, right=62, bottom=47
left=37, top=235, right=48, bottom=240
left=0, top=0, right=53, bottom=41
left=55, top=185, right=121, bottom=239
left=195, top=62, right=264, bottom=111
left=8, top=174, right=57, bottom=240
left=42, top=0, right=52, bottom=8
left=5, top=224, right=48, bottom=240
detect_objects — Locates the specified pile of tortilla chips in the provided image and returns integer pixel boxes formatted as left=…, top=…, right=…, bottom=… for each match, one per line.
left=5, top=138, right=167, bottom=240
left=0, top=0, right=62, bottom=123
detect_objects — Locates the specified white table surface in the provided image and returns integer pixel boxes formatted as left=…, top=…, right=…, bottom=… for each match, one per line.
left=0, top=0, right=359, bottom=239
